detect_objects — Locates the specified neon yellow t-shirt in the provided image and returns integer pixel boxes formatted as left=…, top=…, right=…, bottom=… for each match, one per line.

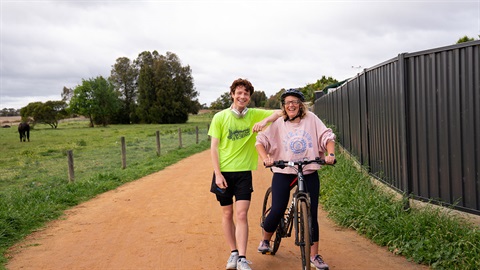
left=208, top=108, right=274, bottom=172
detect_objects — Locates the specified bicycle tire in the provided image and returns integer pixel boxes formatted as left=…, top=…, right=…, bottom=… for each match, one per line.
left=261, top=187, right=272, bottom=227
left=260, top=187, right=282, bottom=255
left=297, top=199, right=311, bottom=270
left=272, top=218, right=283, bottom=254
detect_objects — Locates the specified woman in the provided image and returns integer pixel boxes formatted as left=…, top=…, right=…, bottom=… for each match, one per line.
left=255, top=88, right=336, bottom=270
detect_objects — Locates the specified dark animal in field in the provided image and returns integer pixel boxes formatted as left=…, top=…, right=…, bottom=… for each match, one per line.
left=18, top=122, right=30, bottom=142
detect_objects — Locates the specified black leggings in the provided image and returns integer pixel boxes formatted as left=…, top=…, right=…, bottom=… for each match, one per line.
left=262, top=171, right=320, bottom=242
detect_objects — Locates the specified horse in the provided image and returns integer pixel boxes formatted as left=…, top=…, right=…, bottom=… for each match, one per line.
left=18, top=122, right=30, bottom=142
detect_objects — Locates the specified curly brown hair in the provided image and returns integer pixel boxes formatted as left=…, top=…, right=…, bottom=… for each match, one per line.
left=229, top=78, right=254, bottom=102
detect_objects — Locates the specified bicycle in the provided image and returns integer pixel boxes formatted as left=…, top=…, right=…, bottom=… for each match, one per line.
left=260, top=157, right=334, bottom=270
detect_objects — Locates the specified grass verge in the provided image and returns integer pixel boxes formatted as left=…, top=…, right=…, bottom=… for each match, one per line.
left=319, top=150, right=480, bottom=270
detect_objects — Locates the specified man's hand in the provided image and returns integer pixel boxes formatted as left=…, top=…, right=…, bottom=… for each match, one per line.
left=253, top=110, right=281, bottom=132
left=252, top=120, right=267, bottom=132
left=215, top=173, right=228, bottom=189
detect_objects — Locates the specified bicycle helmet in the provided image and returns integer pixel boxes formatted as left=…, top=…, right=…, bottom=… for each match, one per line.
left=281, top=88, right=305, bottom=104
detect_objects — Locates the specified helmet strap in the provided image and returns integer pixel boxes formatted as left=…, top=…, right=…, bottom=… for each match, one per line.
left=284, top=113, right=300, bottom=122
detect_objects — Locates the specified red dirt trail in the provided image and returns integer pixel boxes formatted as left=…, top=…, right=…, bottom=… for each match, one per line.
left=6, top=150, right=429, bottom=270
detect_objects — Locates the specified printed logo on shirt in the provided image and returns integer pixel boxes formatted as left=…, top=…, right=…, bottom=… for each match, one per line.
left=290, top=138, right=307, bottom=154
left=284, top=129, right=313, bottom=154
left=228, top=128, right=250, bottom=141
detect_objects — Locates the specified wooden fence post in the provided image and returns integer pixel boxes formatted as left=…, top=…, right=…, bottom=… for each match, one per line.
left=156, top=131, right=161, bottom=156
left=207, top=124, right=210, bottom=140
left=67, top=150, right=74, bottom=182
left=178, top=128, right=182, bottom=148
left=120, top=136, right=126, bottom=169
left=196, top=126, right=199, bottom=144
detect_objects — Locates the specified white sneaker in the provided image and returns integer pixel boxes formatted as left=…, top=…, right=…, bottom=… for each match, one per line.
left=226, top=252, right=239, bottom=269
left=236, top=258, right=252, bottom=270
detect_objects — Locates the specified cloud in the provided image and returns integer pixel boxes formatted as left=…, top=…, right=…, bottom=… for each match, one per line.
left=1, top=0, right=479, bottom=109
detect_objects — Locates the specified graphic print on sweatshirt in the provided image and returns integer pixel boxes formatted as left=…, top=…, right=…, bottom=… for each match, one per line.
left=283, top=129, right=314, bottom=156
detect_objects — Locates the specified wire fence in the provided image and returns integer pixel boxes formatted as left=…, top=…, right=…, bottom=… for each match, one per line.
left=0, top=124, right=211, bottom=191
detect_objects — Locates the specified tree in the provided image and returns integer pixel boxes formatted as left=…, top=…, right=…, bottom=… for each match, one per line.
left=20, top=101, right=68, bottom=128
left=189, top=100, right=202, bottom=114
left=39, top=101, right=68, bottom=128
left=61, top=86, right=74, bottom=104
left=20, top=102, right=43, bottom=124
left=110, top=57, right=138, bottom=123
left=135, top=51, right=160, bottom=123
left=135, top=51, right=199, bottom=124
left=0, top=108, right=19, bottom=116
left=210, top=92, right=231, bottom=110
left=300, top=76, right=339, bottom=102
left=250, top=91, right=268, bottom=107
left=456, top=35, right=477, bottom=44
left=264, top=89, right=284, bottom=109
left=69, top=76, right=120, bottom=127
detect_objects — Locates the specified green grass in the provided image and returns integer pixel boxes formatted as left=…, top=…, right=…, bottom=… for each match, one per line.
left=319, top=150, right=480, bottom=270
left=0, top=113, right=213, bottom=268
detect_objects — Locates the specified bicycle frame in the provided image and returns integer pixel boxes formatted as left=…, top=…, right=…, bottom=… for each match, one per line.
left=261, top=158, right=333, bottom=269
left=279, top=175, right=312, bottom=245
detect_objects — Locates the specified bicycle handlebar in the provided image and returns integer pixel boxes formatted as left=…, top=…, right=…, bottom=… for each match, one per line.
left=266, top=157, right=336, bottom=169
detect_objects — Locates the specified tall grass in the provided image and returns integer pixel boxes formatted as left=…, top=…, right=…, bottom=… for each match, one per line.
left=0, top=113, right=213, bottom=268
left=319, top=150, right=480, bottom=270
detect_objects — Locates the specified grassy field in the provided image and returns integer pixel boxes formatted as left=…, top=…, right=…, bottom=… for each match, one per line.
left=0, top=113, right=214, bottom=268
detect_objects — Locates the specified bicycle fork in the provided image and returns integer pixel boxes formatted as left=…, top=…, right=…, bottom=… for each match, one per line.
left=293, top=192, right=312, bottom=247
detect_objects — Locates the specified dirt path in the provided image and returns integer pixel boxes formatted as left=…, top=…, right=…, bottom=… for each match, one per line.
left=6, top=150, right=429, bottom=270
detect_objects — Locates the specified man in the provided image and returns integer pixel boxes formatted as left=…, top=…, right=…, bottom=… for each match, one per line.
left=209, top=78, right=280, bottom=270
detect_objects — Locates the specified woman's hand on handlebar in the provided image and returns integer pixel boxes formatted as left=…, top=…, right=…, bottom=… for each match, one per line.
left=325, top=154, right=336, bottom=165
left=263, top=155, right=274, bottom=167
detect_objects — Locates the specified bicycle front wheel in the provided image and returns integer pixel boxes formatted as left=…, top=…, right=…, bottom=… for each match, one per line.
left=297, top=199, right=311, bottom=270
left=260, top=187, right=282, bottom=255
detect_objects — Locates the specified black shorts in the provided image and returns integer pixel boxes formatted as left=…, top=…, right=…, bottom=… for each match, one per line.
left=211, top=171, right=253, bottom=206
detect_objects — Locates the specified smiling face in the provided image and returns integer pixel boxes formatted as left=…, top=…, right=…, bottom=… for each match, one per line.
left=283, top=95, right=301, bottom=120
left=231, top=85, right=251, bottom=111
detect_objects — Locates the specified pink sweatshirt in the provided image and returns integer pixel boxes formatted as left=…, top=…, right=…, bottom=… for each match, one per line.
left=255, top=111, right=336, bottom=175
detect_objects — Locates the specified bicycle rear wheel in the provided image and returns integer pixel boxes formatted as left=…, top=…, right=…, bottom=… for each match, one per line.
left=260, top=187, right=282, bottom=255
left=297, top=199, right=311, bottom=270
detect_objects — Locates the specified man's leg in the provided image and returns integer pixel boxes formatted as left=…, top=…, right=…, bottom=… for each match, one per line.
left=222, top=204, right=237, bottom=251
left=234, top=200, right=250, bottom=256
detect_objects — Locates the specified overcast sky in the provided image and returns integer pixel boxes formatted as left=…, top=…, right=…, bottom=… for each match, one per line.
left=1, top=0, right=479, bottom=109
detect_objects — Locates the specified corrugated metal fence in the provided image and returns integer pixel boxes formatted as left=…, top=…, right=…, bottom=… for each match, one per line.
left=314, top=40, right=480, bottom=215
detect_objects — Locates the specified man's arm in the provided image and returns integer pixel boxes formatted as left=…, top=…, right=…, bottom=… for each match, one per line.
left=210, top=137, right=228, bottom=188
left=252, top=110, right=282, bottom=132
